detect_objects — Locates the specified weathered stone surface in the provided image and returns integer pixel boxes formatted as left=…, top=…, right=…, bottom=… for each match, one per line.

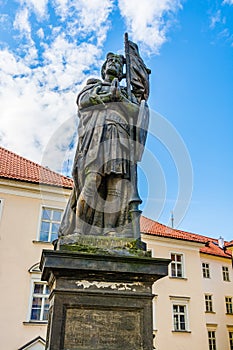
left=64, top=308, right=141, bottom=350
left=58, top=235, right=149, bottom=257
left=40, top=250, right=170, bottom=350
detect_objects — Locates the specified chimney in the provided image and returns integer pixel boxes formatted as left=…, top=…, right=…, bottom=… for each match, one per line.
left=218, top=236, right=224, bottom=249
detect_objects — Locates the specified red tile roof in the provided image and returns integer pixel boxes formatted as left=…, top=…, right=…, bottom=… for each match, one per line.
left=0, top=146, right=73, bottom=189
left=141, top=216, right=209, bottom=243
left=141, top=216, right=232, bottom=259
left=225, top=241, right=233, bottom=248
left=200, top=241, right=232, bottom=259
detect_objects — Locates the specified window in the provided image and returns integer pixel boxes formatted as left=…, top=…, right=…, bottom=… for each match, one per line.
left=222, top=266, right=230, bottom=281
left=226, top=297, right=233, bottom=314
left=170, top=253, right=184, bottom=278
left=30, top=282, right=50, bottom=321
left=170, top=297, right=190, bottom=332
left=173, top=305, right=187, bottom=331
left=229, top=331, right=233, bottom=350
left=205, top=294, right=214, bottom=313
left=202, top=263, right=210, bottom=278
left=39, top=207, right=63, bottom=242
left=208, top=331, right=216, bottom=350
left=0, top=198, right=4, bottom=221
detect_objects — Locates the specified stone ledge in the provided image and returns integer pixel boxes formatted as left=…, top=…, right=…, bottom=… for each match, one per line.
left=40, top=249, right=170, bottom=283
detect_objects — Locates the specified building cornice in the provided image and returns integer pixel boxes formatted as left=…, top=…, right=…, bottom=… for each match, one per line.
left=0, top=178, right=71, bottom=202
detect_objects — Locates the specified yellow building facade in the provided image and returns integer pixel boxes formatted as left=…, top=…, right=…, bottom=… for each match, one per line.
left=0, top=146, right=232, bottom=349
left=0, top=147, right=72, bottom=349
left=142, top=231, right=233, bottom=350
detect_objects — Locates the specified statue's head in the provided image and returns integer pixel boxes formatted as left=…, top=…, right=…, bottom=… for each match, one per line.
left=101, top=53, right=125, bottom=81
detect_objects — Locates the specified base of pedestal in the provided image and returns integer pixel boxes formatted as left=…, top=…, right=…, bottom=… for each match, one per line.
left=40, top=250, right=170, bottom=350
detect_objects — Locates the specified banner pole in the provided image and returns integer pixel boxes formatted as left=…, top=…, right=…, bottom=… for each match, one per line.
left=124, top=33, right=142, bottom=242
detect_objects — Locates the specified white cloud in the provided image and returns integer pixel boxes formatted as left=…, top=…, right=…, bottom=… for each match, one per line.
left=0, top=0, right=182, bottom=172
left=37, top=28, right=44, bottom=39
left=52, top=0, right=70, bottom=20
left=0, top=0, right=114, bottom=172
left=223, top=0, right=233, bottom=5
left=0, top=13, right=9, bottom=25
left=0, top=49, right=30, bottom=76
left=118, top=0, right=182, bottom=54
left=13, top=7, right=31, bottom=38
left=208, top=5, right=233, bottom=46
left=210, top=10, right=222, bottom=29
left=52, top=0, right=114, bottom=46
left=16, top=0, right=48, bottom=19
left=0, top=55, right=78, bottom=169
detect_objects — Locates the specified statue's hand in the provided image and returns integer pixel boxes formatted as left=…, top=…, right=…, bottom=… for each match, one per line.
left=90, top=84, right=107, bottom=105
left=110, top=78, right=121, bottom=101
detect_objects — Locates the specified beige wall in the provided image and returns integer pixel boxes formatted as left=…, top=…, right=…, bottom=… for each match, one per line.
left=201, top=253, right=233, bottom=350
left=0, top=179, right=70, bottom=349
left=143, top=235, right=211, bottom=350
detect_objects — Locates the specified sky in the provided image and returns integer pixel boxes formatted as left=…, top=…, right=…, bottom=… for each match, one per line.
left=0, top=0, right=233, bottom=241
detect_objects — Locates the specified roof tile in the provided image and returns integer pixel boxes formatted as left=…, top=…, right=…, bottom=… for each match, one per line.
left=0, top=146, right=73, bottom=189
left=140, top=216, right=232, bottom=259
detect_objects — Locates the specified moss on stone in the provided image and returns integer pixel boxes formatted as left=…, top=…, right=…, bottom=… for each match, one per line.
left=58, top=235, right=151, bottom=257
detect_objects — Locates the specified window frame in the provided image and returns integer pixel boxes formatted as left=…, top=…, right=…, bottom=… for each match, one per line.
left=169, top=252, right=185, bottom=278
left=37, top=205, right=63, bottom=242
left=208, top=330, right=217, bottom=350
left=229, top=331, right=233, bottom=350
left=225, top=296, right=233, bottom=315
left=0, top=198, right=4, bottom=221
left=26, top=263, right=50, bottom=324
left=152, top=295, right=158, bottom=331
left=205, top=294, right=214, bottom=313
left=202, top=262, right=210, bottom=278
left=170, top=297, right=190, bottom=332
left=30, top=282, right=50, bottom=322
left=222, top=266, right=230, bottom=282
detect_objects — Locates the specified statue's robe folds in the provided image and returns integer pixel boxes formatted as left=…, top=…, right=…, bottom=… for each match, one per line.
left=59, top=80, right=143, bottom=238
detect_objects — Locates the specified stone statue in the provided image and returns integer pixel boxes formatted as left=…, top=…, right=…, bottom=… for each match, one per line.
left=58, top=35, right=150, bottom=249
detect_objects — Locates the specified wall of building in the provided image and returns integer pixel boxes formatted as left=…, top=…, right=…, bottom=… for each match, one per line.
left=0, top=179, right=70, bottom=350
left=201, top=253, right=233, bottom=350
left=142, top=234, right=209, bottom=350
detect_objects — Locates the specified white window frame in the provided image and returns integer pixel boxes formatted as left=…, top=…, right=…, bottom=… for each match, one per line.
left=27, top=263, right=50, bottom=323
left=37, top=205, right=63, bottom=242
left=202, top=262, right=210, bottom=278
left=169, top=252, right=185, bottom=278
left=229, top=331, right=233, bottom=350
left=208, top=330, right=217, bottom=350
left=0, top=198, right=4, bottom=221
left=152, top=295, right=158, bottom=331
left=225, top=296, right=233, bottom=314
left=205, top=294, right=214, bottom=313
left=207, top=324, right=218, bottom=350
left=222, top=266, right=230, bottom=282
left=170, top=297, right=190, bottom=332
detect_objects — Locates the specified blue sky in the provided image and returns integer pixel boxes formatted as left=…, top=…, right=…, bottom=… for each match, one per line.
left=0, top=0, right=233, bottom=241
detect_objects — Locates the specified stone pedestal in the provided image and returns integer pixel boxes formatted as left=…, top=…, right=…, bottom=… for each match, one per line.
left=40, top=250, right=169, bottom=350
